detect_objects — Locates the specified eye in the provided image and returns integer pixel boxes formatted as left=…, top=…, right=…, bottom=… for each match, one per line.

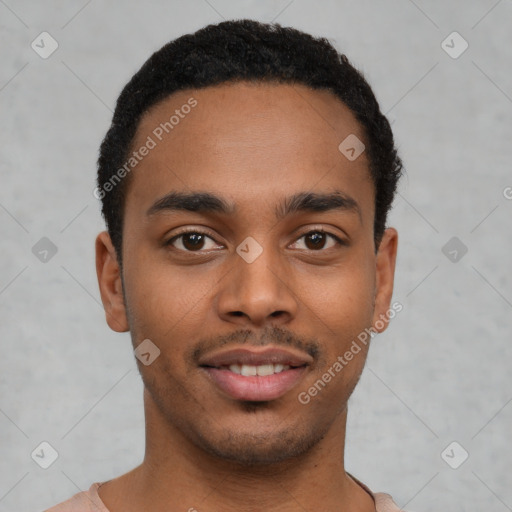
left=290, top=230, right=345, bottom=251
left=166, top=229, right=222, bottom=252
left=165, top=228, right=346, bottom=253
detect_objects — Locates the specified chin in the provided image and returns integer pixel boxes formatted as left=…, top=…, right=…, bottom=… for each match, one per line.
left=192, top=420, right=328, bottom=466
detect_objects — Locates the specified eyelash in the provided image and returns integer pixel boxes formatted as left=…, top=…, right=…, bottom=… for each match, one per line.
left=165, top=228, right=346, bottom=253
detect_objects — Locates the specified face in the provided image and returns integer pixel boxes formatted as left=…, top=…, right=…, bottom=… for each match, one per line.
left=96, top=82, right=397, bottom=465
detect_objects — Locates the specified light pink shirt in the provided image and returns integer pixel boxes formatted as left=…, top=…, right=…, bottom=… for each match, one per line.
left=44, top=474, right=405, bottom=511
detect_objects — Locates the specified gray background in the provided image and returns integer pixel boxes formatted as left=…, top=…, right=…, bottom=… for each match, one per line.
left=1, top=1, right=511, bottom=511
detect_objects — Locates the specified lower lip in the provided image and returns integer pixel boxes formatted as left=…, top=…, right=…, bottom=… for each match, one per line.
left=202, top=367, right=307, bottom=401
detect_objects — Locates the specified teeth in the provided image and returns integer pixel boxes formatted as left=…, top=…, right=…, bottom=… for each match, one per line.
left=256, top=364, right=274, bottom=376
left=228, top=364, right=291, bottom=376
left=241, top=364, right=257, bottom=376
left=229, top=364, right=241, bottom=374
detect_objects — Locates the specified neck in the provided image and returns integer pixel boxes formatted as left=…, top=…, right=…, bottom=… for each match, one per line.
left=99, top=389, right=375, bottom=512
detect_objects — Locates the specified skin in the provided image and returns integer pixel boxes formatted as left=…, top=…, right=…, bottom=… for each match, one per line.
left=95, top=81, right=398, bottom=512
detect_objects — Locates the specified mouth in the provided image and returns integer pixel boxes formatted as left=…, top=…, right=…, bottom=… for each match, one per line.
left=198, top=348, right=311, bottom=402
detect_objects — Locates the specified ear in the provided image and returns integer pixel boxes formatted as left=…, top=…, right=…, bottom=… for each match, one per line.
left=371, top=227, right=398, bottom=333
left=95, top=231, right=129, bottom=332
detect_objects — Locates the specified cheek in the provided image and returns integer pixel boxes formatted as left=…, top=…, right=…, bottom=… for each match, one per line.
left=298, top=254, right=375, bottom=387
left=303, top=258, right=376, bottom=332
left=121, top=248, right=220, bottom=358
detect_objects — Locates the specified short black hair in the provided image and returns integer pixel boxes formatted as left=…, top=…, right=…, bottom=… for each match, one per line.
left=97, top=19, right=402, bottom=265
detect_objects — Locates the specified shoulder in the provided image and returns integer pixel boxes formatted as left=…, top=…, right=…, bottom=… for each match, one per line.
left=43, top=482, right=109, bottom=512
left=347, top=473, right=406, bottom=512
left=373, top=491, right=406, bottom=512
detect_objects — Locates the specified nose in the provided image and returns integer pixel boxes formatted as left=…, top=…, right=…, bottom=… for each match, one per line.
left=215, top=240, right=299, bottom=328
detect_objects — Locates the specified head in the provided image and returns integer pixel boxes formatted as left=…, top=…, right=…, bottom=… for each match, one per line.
left=95, top=19, right=402, bottom=466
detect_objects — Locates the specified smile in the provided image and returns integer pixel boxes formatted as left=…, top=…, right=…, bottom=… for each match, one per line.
left=226, top=363, right=292, bottom=376
left=199, top=347, right=311, bottom=401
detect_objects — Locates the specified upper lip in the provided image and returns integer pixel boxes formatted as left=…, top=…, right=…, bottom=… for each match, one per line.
left=198, top=347, right=313, bottom=368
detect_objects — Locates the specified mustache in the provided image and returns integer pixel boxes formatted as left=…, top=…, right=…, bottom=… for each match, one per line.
left=189, top=326, right=320, bottom=364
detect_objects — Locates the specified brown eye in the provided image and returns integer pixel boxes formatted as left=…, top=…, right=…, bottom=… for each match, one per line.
left=180, top=233, right=206, bottom=251
left=166, top=231, right=220, bottom=252
left=305, top=232, right=327, bottom=250
left=291, top=230, right=344, bottom=251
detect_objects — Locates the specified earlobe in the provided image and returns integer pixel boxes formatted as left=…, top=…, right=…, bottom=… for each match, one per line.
left=372, top=227, right=398, bottom=334
left=95, top=231, right=130, bottom=333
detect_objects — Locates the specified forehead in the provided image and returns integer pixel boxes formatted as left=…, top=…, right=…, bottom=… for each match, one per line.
left=135, top=81, right=367, bottom=155
left=124, top=81, right=373, bottom=225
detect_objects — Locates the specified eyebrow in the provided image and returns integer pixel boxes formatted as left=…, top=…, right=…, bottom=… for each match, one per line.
left=146, top=190, right=361, bottom=222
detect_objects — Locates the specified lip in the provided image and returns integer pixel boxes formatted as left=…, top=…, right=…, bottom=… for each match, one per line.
left=198, top=347, right=313, bottom=401
left=198, top=347, right=313, bottom=368
left=202, top=366, right=308, bottom=401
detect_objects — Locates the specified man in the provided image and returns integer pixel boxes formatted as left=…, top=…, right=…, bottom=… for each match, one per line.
left=47, top=18, right=405, bottom=512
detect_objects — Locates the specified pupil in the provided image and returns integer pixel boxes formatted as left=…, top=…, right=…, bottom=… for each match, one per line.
left=307, top=232, right=325, bottom=250
left=181, top=232, right=327, bottom=251
left=184, top=233, right=204, bottom=250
